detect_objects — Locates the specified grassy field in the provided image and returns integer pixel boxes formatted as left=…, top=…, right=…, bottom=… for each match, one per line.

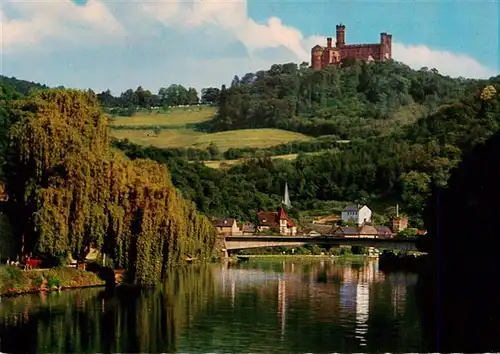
left=110, top=106, right=216, bottom=127
left=111, top=128, right=311, bottom=150
left=110, top=108, right=312, bottom=150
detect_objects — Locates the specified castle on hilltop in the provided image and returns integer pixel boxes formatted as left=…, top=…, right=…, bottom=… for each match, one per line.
left=311, top=24, right=392, bottom=70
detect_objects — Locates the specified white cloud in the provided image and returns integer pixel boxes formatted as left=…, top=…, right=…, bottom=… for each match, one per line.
left=393, top=43, right=498, bottom=79
left=0, top=0, right=497, bottom=94
left=0, top=0, right=124, bottom=52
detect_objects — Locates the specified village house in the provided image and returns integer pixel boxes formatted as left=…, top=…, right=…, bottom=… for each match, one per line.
left=375, top=226, right=394, bottom=238
left=309, top=223, right=335, bottom=235
left=213, top=218, right=241, bottom=235
left=392, top=215, right=409, bottom=233
left=238, top=222, right=256, bottom=236
left=256, top=208, right=297, bottom=236
left=341, top=204, right=372, bottom=226
left=332, top=226, right=359, bottom=238
left=332, top=224, right=394, bottom=238
left=358, top=224, right=378, bottom=238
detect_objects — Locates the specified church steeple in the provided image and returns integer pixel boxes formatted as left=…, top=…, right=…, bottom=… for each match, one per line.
left=282, top=182, right=291, bottom=208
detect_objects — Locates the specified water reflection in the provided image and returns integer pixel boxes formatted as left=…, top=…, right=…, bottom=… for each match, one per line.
left=0, top=260, right=423, bottom=353
left=213, top=259, right=421, bottom=353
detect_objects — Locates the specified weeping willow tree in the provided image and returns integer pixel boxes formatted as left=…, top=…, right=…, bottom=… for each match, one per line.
left=7, top=89, right=217, bottom=284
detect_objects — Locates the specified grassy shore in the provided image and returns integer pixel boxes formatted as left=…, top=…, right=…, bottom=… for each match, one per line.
left=0, top=266, right=104, bottom=297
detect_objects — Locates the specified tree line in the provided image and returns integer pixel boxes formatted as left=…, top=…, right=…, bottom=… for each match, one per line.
left=210, top=61, right=482, bottom=138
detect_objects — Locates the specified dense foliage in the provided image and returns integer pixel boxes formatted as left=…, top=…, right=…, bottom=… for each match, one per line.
left=3, top=89, right=217, bottom=284
left=97, top=85, right=201, bottom=114
left=210, top=61, right=482, bottom=138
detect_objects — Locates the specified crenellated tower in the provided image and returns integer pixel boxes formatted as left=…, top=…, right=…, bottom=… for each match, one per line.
left=336, top=24, right=346, bottom=47
left=311, top=45, right=324, bottom=70
left=380, top=32, right=393, bottom=59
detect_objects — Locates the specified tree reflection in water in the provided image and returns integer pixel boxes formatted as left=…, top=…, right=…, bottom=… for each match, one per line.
left=0, top=265, right=215, bottom=354
left=0, top=260, right=423, bottom=353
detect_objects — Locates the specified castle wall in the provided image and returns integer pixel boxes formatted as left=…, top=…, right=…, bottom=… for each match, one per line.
left=340, top=44, right=383, bottom=61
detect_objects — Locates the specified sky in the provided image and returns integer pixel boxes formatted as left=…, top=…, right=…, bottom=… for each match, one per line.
left=0, top=0, right=498, bottom=95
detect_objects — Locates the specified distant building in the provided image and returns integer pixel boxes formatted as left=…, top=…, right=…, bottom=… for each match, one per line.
left=332, top=226, right=359, bottom=238
left=358, top=225, right=378, bottom=238
left=256, top=208, right=297, bottom=236
left=341, top=205, right=372, bottom=226
left=392, top=216, right=409, bottom=233
left=309, top=223, right=335, bottom=235
left=213, top=218, right=241, bottom=235
left=238, top=222, right=256, bottom=236
left=332, top=225, right=394, bottom=238
left=311, top=24, right=392, bottom=70
left=375, top=226, right=394, bottom=238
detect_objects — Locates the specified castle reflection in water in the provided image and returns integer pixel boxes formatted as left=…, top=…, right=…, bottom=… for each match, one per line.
left=216, top=259, right=415, bottom=345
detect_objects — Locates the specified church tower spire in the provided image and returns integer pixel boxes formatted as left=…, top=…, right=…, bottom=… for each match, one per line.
left=282, top=182, right=291, bottom=208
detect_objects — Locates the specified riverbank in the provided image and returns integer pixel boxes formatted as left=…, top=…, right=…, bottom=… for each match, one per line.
left=378, top=252, right=427, bottom=272
left=0, top=266, right=105, bottom=297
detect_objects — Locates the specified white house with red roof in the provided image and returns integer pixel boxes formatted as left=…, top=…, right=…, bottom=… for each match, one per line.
left=256, top=207, right=297, bottom=236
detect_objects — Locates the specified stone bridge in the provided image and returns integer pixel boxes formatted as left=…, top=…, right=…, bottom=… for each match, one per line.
left=221, top=235, right=418, bottom=254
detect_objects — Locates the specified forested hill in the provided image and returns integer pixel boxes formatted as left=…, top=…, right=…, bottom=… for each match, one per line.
left=114, top=72, right=500, bottom=228
left=1, top=63, right=499, bottom=229
left=210, top=61, right=487, bottom=138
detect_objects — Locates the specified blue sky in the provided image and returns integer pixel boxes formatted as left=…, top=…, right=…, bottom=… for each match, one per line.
left=1, top=0, right=498, bottom=95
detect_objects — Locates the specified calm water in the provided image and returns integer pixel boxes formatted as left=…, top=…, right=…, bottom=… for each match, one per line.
left=0, top=259, right=423, bottom=353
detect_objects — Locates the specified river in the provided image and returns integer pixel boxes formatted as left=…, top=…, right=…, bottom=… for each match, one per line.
left=0, top=258, right=423, bottom=353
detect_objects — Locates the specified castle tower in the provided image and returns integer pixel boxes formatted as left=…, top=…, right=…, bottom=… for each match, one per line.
left=380, top=32, right=393, bottom=60
left=311, top=45, right=324, bottom=70
left=336, top=24, right=346, bottom=48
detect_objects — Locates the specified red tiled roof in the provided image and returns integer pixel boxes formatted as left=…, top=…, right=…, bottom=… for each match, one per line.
left=257, top=209, right=296, bottom=228
left=279, top=208, right=296, bottom=228
left=257, top=212, right=279, bottom=227
left=213, top=218, right=236, bottom=228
